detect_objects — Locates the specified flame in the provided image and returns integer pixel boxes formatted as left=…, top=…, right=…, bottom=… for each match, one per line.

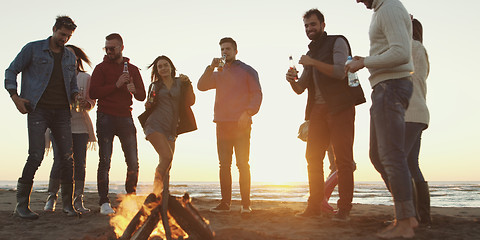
left=109, top=194, right=189, bottom=239
left=110, top=194, right=148, bottom=238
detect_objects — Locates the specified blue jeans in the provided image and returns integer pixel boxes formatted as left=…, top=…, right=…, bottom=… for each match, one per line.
left=50, top=133, right=89, bottom=181
left=369, top=78, right=414, bottom=220
left=20, top=107, right=73, bottom=184
left=405, top=122, right=427, bottom=183
left=96, top=112, right=139, bottom=205
left=216, top=122, right=251, bottom=207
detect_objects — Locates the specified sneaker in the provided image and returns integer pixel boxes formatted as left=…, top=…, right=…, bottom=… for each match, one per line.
left=240, top=205, right=252, bottom=214
left=210, top=202, right=231, bottom=213
left=295, top=205, right=323, bottom=218
left=100, top=202, right=115, bottom=215
left=332, top=209, right=351, bottom=222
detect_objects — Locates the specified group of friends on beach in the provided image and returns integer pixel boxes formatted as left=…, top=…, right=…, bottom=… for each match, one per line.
left=5, top=0, right=431, bottom=239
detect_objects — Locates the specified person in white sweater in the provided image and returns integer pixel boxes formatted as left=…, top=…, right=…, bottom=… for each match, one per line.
left=346, top=0, right=417, bottom=238
left=44, top=45, right=96, bottom=214
left=406, top=18, right=431, bottom=226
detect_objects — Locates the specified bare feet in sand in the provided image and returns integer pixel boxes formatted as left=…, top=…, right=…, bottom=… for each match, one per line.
left=377, top=217, right=418, bottom=239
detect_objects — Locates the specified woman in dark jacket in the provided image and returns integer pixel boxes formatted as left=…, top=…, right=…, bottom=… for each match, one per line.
left=141, top=55, right=196, bottom=197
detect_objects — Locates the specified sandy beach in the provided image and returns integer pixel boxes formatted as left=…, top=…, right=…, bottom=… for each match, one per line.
left=0, top=189, right=479, bottom=240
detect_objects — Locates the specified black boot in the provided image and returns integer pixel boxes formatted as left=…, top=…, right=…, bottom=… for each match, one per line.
left=416, top=181, right=432, bottom=225
left=14, top=180, right=39, bottom=220
left=44, top=178, right=60, bottom=212
left=61, top=183, right=80, bottom=217
left=73, top=181, right=90, bottom=213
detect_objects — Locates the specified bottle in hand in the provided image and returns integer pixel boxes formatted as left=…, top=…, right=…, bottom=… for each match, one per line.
left=289, top=55, right=298, bottom=80
left=123, top=62, right=129, bottom=74
left=218, top=54, right=226, bottom=72
left=148, top=84, right=156, bottom=103
left=345, top=56, right=359, bottom=87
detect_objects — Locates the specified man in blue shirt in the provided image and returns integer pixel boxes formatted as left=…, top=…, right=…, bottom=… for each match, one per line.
left=5, top=16, right=80, bottom=219
left=198, top=37, right=262, bottom=214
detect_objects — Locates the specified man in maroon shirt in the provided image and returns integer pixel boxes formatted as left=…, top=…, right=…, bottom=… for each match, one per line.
left=89, top=33, right=146, bottom=215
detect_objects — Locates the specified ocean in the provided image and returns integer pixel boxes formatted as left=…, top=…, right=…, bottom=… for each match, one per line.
left=0, top=181, right=478, bottom=208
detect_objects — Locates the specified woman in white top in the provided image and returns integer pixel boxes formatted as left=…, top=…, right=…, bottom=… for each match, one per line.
left=405, top=18, right=432, bottom=226
left=44, top=45, right=96, bottom=214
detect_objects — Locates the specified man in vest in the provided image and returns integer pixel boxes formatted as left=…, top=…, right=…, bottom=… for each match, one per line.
left=286, top=9, right=365, bottom=221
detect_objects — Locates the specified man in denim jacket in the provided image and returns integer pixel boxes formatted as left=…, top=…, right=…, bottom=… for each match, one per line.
left=4, top=16, right=80, bottom=219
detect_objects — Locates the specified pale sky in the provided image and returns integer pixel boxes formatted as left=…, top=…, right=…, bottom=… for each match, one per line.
left=1, top=0, right=479, bottom=184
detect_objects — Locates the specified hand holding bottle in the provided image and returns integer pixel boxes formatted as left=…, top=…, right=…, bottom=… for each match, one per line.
left=345, top=56, right=360, bottom=87
left=116, top=73, right=130, bottom=88
left=217, top=54, right=226, bottom=71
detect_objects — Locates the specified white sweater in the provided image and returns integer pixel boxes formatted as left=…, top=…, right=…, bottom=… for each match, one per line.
left=405, top=40, right=429, bottom=125
left=364, top=0, right=414, bottom=87
left=71, top=72, right=96, bottom=142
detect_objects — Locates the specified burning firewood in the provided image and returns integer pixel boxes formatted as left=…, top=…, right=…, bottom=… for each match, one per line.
left=130, top=204, right=163, bottom=240
left=168, top=193, right=215, bottom=240
left=118, top=193, right=214, bottom=240
left=119, top=193, right=159, bottom=240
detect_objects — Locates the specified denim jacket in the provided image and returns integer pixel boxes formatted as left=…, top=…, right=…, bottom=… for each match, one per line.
left=4, top=37, right=78, bottom=110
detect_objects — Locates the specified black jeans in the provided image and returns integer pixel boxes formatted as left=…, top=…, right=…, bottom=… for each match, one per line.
left=21, top=107, right=73, bottom=184
left=96, top=112, right=139, bottom=205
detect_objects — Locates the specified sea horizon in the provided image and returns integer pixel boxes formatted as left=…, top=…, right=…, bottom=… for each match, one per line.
left=1, top=180, right=478, bottom=208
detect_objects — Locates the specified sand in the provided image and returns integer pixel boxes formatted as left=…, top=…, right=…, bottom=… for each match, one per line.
left=0, top=189, right=479, bottom=240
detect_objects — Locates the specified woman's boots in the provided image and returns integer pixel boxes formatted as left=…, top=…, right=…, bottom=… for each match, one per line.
left=73, top=181, right=90, bottom=213
left=61, top=182, right=80, bottom=216
left=44, top=178, right=60, bottom=211
left=44, top=178, right=82, bottom=216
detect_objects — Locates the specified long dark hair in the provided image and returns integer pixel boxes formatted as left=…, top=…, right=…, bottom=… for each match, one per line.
left=412, top=18, right=423, bottom=43
left=148, top=55, right=176, bottom=82
left=65, top=44, right=91, bottom=72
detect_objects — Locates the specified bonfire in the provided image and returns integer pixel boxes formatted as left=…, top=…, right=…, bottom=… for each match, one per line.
left=110, top=193, right=214, bottom=240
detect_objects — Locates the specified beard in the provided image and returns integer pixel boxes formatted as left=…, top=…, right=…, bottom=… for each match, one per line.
left=107, top=52, right=122, bottom=61
left=307, top=30, right=323, bottom=41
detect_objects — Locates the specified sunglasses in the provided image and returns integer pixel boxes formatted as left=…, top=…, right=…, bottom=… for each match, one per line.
left=103, top=46, right=119, bottom=52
